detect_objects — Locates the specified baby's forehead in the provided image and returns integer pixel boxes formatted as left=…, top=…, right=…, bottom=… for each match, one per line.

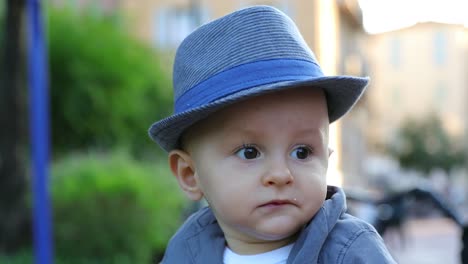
left=181, top=87, right=329, bottom=149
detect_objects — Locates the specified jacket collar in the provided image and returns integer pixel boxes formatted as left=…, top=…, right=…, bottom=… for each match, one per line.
left=287, top=186, right=346, bottom=263
left=179, top=186, right=345, bottom=264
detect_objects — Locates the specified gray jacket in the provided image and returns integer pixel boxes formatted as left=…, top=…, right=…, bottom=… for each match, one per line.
left=161, top=186, right=396, bottom=263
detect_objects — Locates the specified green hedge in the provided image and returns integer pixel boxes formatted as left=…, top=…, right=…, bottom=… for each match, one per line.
left=0, top=251, right=139, bottom=264
left=0, top=251, right=33, bottom=264
left=50, top=151, right=186, bottom=263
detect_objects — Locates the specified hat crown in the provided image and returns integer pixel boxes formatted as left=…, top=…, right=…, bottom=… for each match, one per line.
left=149, top=5, right=369, bottom=152
left=173, top=5, right=319, bottom=100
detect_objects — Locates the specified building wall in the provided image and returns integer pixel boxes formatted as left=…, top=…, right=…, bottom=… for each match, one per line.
left=120, top=0, right=318, bottom=53
left=367, top=23, right=468, bottom=146
left=334, top=2, right=370, bottom=188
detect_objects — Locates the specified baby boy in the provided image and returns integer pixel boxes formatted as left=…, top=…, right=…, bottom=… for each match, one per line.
left=149, top=5, right=395, bottom=264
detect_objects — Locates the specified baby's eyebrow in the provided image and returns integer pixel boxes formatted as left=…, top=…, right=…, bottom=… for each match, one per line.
left=293, top=128, right=329, bottom=145
left=291, top=128, right=325, bottom=138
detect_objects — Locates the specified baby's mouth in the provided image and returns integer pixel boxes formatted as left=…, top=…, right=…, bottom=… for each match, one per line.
left=260, top=199, right=295, bottom=207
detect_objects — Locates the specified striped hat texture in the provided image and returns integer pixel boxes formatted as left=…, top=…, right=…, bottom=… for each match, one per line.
left=149, top=5, right=369, bottom=152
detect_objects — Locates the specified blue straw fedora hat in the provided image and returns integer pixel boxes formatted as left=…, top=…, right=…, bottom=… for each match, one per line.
left=149, top=5, right=369, bottom=152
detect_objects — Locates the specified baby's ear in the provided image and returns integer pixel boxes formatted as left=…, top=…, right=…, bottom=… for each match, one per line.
left=168, top=149, right=204, bottom=201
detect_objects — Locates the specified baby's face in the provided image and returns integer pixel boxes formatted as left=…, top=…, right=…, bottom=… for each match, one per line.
left=176, top=87, right=329, bottom=254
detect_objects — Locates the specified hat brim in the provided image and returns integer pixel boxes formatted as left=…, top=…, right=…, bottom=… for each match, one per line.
left=149, top=75, right=369, bottom=152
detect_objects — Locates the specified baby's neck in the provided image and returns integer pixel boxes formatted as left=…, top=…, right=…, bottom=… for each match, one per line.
left=225, top=232, right=298, bottom=255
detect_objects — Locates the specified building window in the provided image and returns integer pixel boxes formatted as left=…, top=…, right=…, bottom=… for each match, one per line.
left=89, top=0, right=102, bottom=15
left=239, top=0, right=293, bottom=18
left=434, top=81, right=447, bottom=109
left=60, top=0, right=118, bottom=15
left=392, top=85, right=401, bottom=106
left=433, top=31, right=447, bottom=66
left=154, top=5, right=209, bottom=48
left=102, top=0, right=118, bottom=12
left=389, top=37, right=401, bottom=69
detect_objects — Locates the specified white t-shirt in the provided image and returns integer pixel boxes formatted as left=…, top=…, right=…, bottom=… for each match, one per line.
left=223, top=243, right=294, bottom=264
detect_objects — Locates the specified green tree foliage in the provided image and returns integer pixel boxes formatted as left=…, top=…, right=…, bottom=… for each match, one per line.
left=48, top=8, right=172, bottom=155
left=51, top=151, right=186, bottom=263
left=388, top=114, right=464, bottom=174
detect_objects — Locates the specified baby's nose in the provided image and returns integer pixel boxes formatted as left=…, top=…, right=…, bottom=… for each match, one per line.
left=261, top=160, right=294, bottom=186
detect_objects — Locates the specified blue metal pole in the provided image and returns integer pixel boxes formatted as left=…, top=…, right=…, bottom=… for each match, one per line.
left=27, top=0, right=53, bottom=263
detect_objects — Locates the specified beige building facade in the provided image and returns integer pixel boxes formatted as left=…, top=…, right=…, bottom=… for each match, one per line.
left=122, top=1, right=318, bottom=54
left=366, top=23, right=468, bottom=147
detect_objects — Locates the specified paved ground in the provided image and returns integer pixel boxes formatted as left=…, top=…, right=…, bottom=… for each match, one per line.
left=384, top=217, right=462, bottom=264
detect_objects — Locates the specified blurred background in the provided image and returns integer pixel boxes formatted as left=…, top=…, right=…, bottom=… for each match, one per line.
left=1, top=0, right=467, bottom=263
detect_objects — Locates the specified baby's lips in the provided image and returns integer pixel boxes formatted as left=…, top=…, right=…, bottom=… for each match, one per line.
left=259, top=199, right=296, bottom=207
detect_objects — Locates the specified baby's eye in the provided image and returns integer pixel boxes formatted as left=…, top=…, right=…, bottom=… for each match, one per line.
left=235, top=146, right=260, bottom=160
left=290, top=146, right=312, bottom=160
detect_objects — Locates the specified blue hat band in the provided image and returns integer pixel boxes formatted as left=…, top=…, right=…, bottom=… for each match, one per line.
left=175, top=58, right=324, bottom=113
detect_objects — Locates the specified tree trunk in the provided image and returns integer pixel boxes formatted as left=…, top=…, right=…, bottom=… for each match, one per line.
left=0, top=0, right=30, bottom=252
